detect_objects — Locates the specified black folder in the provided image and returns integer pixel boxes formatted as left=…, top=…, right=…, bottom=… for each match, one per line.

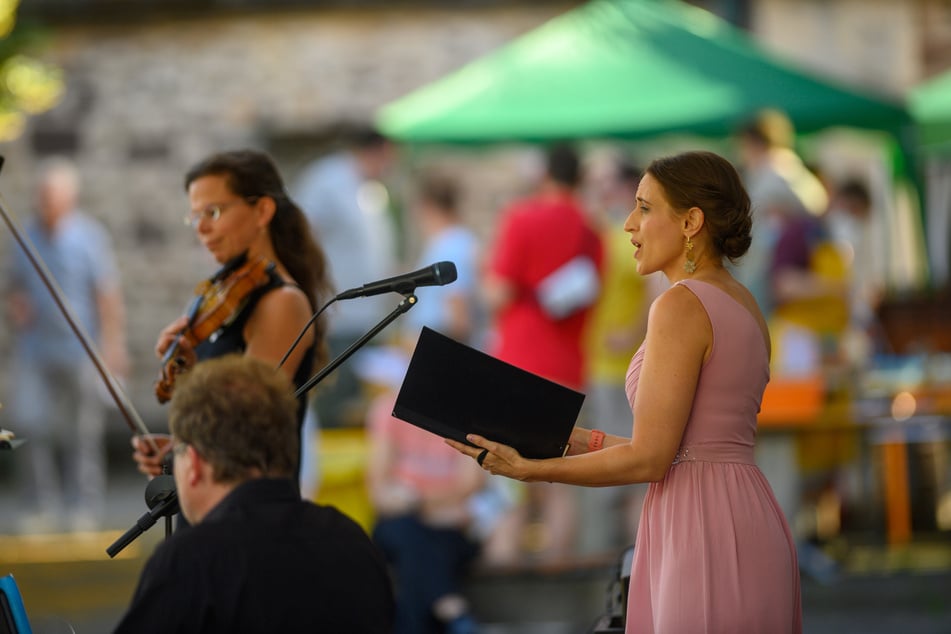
left=393, top=327, right=584, bottom=459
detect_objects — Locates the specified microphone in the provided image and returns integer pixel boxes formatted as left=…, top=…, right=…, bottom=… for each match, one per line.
left=106, top=474, right=179, bottom=558
left=336, top=261, right=457, bottom=300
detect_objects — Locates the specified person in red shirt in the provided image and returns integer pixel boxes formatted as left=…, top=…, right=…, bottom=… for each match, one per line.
left=483, top=142, right=603, bottom=562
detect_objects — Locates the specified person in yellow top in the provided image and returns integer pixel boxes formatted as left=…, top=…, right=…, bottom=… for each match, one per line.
left=578, top=153, right=664, bottom=556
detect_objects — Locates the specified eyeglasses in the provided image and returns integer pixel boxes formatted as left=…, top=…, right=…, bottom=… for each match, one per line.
left=183, top=197, right=259, bottom=228
left=172, top=440, right=190, bottom=455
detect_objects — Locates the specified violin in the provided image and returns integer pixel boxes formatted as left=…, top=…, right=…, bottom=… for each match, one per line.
left=154, top=253, right=275, bottom=403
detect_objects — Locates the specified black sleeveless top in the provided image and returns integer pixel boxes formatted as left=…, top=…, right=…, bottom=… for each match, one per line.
left=194, top=268, right=315, bottom=432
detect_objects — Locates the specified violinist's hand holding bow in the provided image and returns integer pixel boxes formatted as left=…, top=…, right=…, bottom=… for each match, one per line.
left=446, top=434, right=535, bottom=482
left=131, top=433, right=174, bottom=479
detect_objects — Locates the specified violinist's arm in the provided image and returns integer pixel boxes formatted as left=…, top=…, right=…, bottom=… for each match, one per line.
left=243, top=286, right=314, bottom=379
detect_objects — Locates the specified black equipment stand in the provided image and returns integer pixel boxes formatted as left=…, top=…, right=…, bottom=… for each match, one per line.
left=107, top=475, right=178, bottom=558
left=295, top=294, right=416, bottom=398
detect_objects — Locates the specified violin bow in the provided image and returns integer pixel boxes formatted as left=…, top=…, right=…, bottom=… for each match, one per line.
left=0, top=157, right=158, bottom=453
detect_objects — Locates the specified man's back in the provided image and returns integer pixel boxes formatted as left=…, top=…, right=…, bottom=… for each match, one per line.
left=114, top=479, right=394, bottom=634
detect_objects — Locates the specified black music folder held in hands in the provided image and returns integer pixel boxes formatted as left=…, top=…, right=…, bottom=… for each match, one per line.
left=393, top=327, right=584, bottom=459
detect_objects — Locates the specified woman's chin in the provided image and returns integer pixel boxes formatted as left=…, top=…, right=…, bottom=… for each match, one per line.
left=206, top=249, right=229, bottom=264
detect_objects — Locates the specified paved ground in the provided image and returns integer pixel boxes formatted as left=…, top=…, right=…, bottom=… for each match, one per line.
left=1, top=452, right=950, bottom=633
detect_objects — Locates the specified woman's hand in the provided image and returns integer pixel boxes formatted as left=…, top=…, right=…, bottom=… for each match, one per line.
left=155, top=316, right=193, bottom=359
left=131, top=433, right=174, bottom=478
left=445, top=434, right=533, bottom=481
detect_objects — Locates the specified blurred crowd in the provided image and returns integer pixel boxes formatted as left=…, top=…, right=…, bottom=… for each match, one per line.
left=2, top=110, right=901, bottom=629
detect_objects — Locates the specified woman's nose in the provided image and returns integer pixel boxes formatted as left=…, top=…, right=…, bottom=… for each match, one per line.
left=623, top=210, right=637, bottom=232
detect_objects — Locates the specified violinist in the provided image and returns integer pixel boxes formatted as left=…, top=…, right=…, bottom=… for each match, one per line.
left=6, top=156, right=128, bottom=534
left=133, top=150, right=332, bottom=479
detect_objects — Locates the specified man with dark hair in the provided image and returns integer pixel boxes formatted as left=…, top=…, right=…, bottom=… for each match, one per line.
left=114, top=354, right=395, bottom=634
left=545, top=142, right=582, bottom=187
left=485, top=142, right=601, bottom=386
left=482, top=142, right=603, bottom=563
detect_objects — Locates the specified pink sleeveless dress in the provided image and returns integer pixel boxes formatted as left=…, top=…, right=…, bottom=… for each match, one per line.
left=624, top=279, right=802, bottom=634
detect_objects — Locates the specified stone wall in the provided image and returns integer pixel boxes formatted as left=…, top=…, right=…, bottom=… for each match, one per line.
left=753, top=0, right=918, bottom=94
left=0, top=5, right=572, bottom=430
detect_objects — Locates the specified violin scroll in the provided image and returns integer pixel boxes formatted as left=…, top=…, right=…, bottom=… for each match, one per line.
left=155, top=353, right=190, bottom=405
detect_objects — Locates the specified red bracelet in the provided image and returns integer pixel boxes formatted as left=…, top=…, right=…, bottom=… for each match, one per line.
left=588, top=429, right=605, bottom=452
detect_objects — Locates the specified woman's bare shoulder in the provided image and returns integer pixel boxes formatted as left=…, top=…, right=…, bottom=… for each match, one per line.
left=649, top=283, right=707, bottom=322
left=253, top=283, right=313, bottom=326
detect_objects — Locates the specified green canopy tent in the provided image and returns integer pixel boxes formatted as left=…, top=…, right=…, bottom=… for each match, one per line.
left=912, top=68, right=951, bottom=155
left=377, top=0, right=929, bottom=290
left=376, top=0, right=910, bottom=144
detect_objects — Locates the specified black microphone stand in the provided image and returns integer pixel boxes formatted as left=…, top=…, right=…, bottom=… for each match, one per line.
left=107, top=292, right=418, bottom=557
left=107, top=471, right=179, bottom=558
left=296, top=293, right=417, bottom=398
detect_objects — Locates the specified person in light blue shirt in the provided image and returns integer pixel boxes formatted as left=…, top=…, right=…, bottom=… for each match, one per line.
left=402, top=173, right=484, bottom=349
left=6, top=156, right=127, bottom=533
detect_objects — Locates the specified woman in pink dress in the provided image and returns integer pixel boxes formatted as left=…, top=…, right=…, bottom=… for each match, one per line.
left=448, top=150, right=801, bottom=633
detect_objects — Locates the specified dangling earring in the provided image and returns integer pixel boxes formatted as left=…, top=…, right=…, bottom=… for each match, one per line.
left=683, top=236, right=696, bottom=274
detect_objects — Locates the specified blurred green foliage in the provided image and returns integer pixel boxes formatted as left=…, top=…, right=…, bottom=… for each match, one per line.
left=0, top=0, right=62, bottom=141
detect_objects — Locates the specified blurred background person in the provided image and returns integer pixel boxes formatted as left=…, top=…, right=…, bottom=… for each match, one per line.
left=5, top=156, right=128, bottom=533
left=292, top=125, right=399, bottom=501
left=400, top=171, right=485, bottom=348
left=733, top=108, right=828, bottom=317
left=293, top=124, right=399, bottom=431
left=768, top=174, right=850, bottom=375
left=482, top=142, right=603, bottom=563
left=577, top=151, right=663, bottom=557
left=825, top=176, right=886, bottom=366
left=364, top=349, right=484, bottom=634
